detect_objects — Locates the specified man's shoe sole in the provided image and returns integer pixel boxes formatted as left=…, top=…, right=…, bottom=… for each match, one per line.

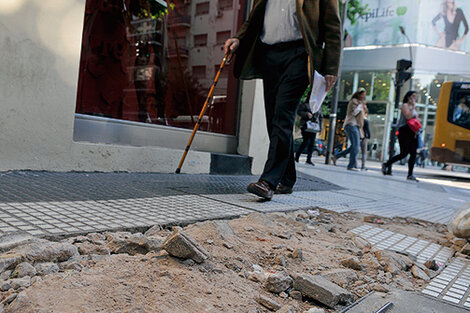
left=247, top=185, right=273, bottom=200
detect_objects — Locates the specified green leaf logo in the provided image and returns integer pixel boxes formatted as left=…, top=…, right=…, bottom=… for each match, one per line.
left=397, top=6, right=407, bottom=16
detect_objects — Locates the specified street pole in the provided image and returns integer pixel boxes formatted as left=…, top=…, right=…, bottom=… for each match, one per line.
left=388, top=76, right=402, bottom=159
left=325, top=0, right=348, bottom=164
left=388, top=59, right=412, bottom=159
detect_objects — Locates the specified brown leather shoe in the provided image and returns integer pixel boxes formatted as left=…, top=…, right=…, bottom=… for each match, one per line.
left=247, top=180, right=274, bottom=200
left=275, top=184, right=293, bottom=194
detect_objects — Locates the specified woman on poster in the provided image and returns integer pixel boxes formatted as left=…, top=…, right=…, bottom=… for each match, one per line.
left=432, top=0, right=469, bottom=50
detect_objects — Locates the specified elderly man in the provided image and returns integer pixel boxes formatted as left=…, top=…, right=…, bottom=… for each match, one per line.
left=225, top=0, right=342, bottom=200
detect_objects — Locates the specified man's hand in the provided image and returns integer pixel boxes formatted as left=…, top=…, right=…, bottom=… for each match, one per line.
left=307, top=113, right=313, bottom=119
left=224, top=38, right=240, bottom=55
left=325, top=75, right=337, bottom=92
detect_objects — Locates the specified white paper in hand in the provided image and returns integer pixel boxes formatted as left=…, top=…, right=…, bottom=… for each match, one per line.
left=309, top=71, right=327, bottom=114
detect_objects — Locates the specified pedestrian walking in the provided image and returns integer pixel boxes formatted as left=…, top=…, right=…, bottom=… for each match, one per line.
left=295, top=101, right=322, bottom=166
left=224, top=0, right=341, bottom=200
left=382, top=91, right=420, bottom=181
left=419, top=145, right=429, bottom=168
left=332, top=88, right=367, bottom=171
left=360, top=111, right=370, bottom=170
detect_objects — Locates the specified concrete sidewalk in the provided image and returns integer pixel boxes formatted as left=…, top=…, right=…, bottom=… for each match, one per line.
left=0, top=159, right=468, bottom=238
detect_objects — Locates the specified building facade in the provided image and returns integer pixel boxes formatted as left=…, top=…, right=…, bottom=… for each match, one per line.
left=2, top=0, right=470, bottom=173
left=0, top=0, right=269, bottom=174
left=338, top=0, right=470, bottom=161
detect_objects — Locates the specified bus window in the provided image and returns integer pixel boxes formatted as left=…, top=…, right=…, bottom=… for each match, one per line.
left=450, top=91, right=470, bottom=130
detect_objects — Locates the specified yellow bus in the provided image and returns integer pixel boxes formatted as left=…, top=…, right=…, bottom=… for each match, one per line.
left=431, top=82, right=470, bottom=166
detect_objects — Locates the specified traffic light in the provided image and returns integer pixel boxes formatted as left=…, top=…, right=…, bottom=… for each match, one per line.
left=396, top=59, right=412, bottom=85
left=396, top=59, right=412, bottom=71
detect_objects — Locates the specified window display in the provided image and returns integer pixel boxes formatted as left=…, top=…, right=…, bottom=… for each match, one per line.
left=76, top=0, right=245, bottom=135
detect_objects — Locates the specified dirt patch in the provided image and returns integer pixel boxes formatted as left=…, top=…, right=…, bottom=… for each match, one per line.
left=2, top=209, right=449, bottom=313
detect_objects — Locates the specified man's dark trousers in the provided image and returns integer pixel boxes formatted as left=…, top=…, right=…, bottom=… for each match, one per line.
left=260, top=40, right=309, bottom=189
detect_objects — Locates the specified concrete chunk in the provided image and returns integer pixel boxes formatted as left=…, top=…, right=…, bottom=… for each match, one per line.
left=13, top=262, right=36, bottom=278
left=293, top=274, right=354, bottom=308
left=257, top=294, right=281, bottom=311
left=0, top=253, right=24, bottom=273
left=411, top=265, right=430, bottom=281
left=0, top=233, right=37, bottom=253
left=12, top=240, right=78, bottom=263
left=264, top=272, right=293, bottom=293
left=449, top=207, right=470, bottom=238
left=162, top=230, right=210, bottom=263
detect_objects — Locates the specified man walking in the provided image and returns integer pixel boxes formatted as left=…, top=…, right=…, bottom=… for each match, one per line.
left=224, top=0, right=342, bottom=200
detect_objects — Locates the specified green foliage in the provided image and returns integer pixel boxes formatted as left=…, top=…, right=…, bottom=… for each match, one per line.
left=299, top=85, right=311, bottom=104
left=340, top=0, right=368, bottom=25
left=134, top=0, right=169, bottom=19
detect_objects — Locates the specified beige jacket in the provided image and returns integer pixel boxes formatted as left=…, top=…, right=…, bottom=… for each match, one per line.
left=344, top=98, right=365, bottom=139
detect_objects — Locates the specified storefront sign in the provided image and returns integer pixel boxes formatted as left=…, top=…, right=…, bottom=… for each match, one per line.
left=346, top=0, right=470, bottom=53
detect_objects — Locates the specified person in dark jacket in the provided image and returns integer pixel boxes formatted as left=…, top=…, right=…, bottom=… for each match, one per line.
left=223, top=0, right=342, bottom=200
left=359, top=112, right=370, bottom=170
left=295, top=101, right=321, bottom=166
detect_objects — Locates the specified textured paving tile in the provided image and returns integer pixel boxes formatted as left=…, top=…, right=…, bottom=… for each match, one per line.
left=350, top=225, right=454, bottom=265
left=350, top=225, right=470, bottom=309
left=421, top=258, right=470, bottom=307
left=0, top=195, right=252, bottom=236
left=0, top=171, right=341, bottom=202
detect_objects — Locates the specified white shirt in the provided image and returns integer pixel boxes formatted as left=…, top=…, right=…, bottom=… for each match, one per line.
left=260, top=0, right=303, bottom=45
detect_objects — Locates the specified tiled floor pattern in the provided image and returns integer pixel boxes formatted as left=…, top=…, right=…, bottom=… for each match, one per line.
left=207, top=190, right=455, bottom=223
left=350, top=225, right=453, bottom=264
left=0, top=170, right=462, bottom=238
left=0, top=188, right=458, bottom=237
left=350, top=225, right=470, bottom=308
left=0, top=196, right=251, bottom=236
left=421, top=258, right=470, bottom=308
left=0, top=171, right=341, bottom=202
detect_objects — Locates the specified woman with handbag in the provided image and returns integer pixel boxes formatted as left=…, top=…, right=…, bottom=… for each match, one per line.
left=332, top=88, right=367, bottom=171
left=382, top=91, right=421, bottom=181
left=295, top=101, right=321, bottom=166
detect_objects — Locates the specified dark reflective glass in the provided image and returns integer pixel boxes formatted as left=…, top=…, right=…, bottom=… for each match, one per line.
left=76, top=0, right=246, bottom=135
left=450, top=90, right=470, bottom=130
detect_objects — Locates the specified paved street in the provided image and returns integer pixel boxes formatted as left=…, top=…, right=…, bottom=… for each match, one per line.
left=0, top=159, right=468, bottom=238
left=296, top=157, right=470, bottom=223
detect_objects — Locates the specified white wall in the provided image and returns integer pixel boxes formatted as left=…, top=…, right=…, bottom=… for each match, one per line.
left=343, top=45, right=470, bottom=76
left=0, top=0, right=210, bottom=173
left=237, top=80, right=269, bottom=175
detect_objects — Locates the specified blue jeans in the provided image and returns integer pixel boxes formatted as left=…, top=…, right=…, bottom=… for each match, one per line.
left=335, top=124, right=360, bottom=169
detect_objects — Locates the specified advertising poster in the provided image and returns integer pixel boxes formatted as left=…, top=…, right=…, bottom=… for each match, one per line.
left=345, top=0, right=420, bottom=47
left=346, top=0, right=469, bottom=52
left=418, top=0, right=470, bottom=52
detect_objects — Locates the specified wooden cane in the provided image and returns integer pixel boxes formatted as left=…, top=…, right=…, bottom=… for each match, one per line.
left=175, top=52, right=233, bottom=174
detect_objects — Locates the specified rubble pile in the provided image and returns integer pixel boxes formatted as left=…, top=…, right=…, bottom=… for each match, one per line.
left=0, top=209, right=459, bottom=313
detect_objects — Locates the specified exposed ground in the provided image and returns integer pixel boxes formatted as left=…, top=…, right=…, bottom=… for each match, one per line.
left=1, top=208, right=450, bottom=313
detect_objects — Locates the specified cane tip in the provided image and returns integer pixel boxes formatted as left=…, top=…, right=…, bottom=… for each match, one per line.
left=175, top=168, right=181, bottom=174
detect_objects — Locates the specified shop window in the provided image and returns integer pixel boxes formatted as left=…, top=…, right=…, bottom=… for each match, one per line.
left=218, top=0, right=233, bottom=10
left=339, top=72, right=354, bottom=100
left=194, top=34, right=207, bottom=47
left=372, top=72, right=391, bottom=101
left=196, top=2, right=210, bottom=16
left=75, top=0, right=247, bottom=136
left=193, top=66, right=206, bottom=79
left=216, top=31, right=231, bottom=45
left=358, top=72, right=373, bottom=97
